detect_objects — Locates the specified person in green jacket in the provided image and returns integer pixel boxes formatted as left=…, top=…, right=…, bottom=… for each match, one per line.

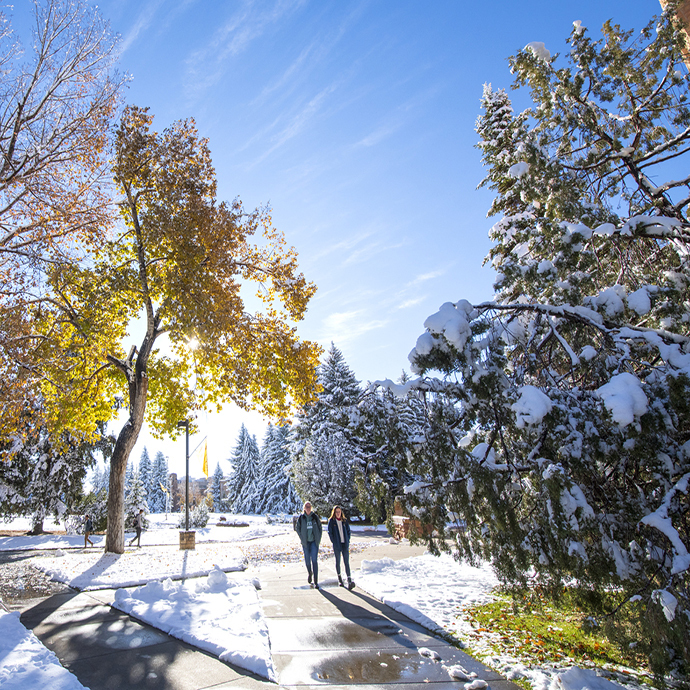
left=294, top=501, right=322, bottom=589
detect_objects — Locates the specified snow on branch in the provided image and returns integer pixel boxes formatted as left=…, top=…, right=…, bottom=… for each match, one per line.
left=640, top=472, right=690, bottom=576
left=476, top=301, right=690, bottom=352
left=369, top=377, right=425, bottom=397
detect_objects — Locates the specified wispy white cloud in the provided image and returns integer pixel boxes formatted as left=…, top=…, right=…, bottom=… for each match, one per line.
left=183, top=0, right=308, bottom=104
left=248, top=79, right=343, bottom=166
left=118, top=0, right=199, bottom=56
left=410, top=268, right=446, bottom=285
left=252, top=43, right=318, bottom=104
left=354, top=122, right=404, bottom=148
left=397, top=296, right=425, bottom=310
left=320, top=310, right=388, bottom=346
left=238, top=2, right=377, bottom=164
left=343, top=238, right=406, bottom=266
left=250, top=1, right=366, bottom=108
left=119, top=0, right=166, bottom=55
left=353, top=83, right=443, bottom=149
left=310, top=231, right=375, bottom=261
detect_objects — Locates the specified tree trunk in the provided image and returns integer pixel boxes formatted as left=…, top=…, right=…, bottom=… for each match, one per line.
left=27, top=519, right=44, bottom=536
left=105, top=371, right=148, bottom=553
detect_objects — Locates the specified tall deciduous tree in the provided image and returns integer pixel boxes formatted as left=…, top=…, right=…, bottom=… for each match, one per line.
left=39, top=106, right=320, bottom=553
left=0, top=0, right=124, bottom=435
left=372, top=8, right=690, bottom=679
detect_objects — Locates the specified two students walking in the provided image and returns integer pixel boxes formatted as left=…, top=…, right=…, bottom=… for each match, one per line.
left=294, top=501, right=354, bottom=590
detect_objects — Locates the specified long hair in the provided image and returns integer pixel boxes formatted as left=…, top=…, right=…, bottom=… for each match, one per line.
left=329, top=505, right=347, bottom=521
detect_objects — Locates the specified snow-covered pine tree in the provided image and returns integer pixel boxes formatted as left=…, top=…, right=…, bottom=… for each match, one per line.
left=124, top=469, right=148, bottom=529
left=138, top=447, right=153, bottom=505
left=124, top=459, right=134, bottom=496
left=150, top=451, right=169, bottom=513
left=355, top=371, right=426, bottom=523
left=0, top=418, right=111, bottom=534
left=289, top=343, right=362, bottom=515
left=256, top=424, right=300, bottom=514
left=226, top=425, right=260, bottom=514
left=93, top=464, right=109, bottom=493
left=81, top=462, right=111, bottom=531
left=209, top=462, right=225, bottom=512
left=373, top=9, right=690, bottom=680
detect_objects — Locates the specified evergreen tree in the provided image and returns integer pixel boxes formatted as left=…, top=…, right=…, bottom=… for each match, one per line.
left=93, top=464, right=110, bottom=493
left=210, top=462, right=225, bottom=512
left=124, top=460, right=134, bottom=497
left=370, top=9, right=690, bottom=680
left=255, top=424, right=301, bottom=514
left=0, top=417, right=112, bottom=533
left=150, top=451, right=169, bottom=513
left=81, top=462, right=111, bottom=531
left=124, top=469, right=148, bottom=528
left=138, top=447, right=153, bottom=504
left=289, top=343, right=362, bottom=514
left=226, top=425, right=261, bottom=514
left=355, top=371, right=425, bottom=523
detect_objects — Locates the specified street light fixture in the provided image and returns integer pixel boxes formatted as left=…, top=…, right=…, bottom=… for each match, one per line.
left=176, top=419, right=192, bottom=546
left=178, top=336, right=199, bottom=549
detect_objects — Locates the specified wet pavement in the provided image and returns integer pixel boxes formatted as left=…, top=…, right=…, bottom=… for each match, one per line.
left=10, top=534, right=523, bottom=689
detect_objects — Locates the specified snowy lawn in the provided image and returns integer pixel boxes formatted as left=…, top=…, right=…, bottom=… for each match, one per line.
left=33, top=543, right=246, bottom=590
left=0, top=513, right=293, bottom=551
left=358, top=553, right=499, bottom=634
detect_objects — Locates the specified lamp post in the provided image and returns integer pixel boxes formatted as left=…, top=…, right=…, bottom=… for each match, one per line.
left=177, top=419, right=194, bottom=549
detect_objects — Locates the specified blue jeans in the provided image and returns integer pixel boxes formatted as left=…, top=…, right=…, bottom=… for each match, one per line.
left=303, top=540, right=318, bottom=582
left=333, top=542, right=351, bottom=578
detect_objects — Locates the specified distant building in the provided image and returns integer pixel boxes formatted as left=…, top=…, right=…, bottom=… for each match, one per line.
left=176, top=475, right=208, bottom=509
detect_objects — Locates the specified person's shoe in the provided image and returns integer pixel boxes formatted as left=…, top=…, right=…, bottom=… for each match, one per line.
left=314, top=582, right=319, bottom=590
left=348, top=579, right=355, bottom=590
left=338, top=575, right=344, bottom=587
left=308, top=573, right=312, bottom=585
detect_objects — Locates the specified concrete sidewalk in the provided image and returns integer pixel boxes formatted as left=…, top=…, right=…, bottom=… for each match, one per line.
left=15, top=534, right=521, bottom=689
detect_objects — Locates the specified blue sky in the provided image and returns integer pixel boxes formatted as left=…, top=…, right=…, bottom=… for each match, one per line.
left=24, top=1, right=661, bottom=475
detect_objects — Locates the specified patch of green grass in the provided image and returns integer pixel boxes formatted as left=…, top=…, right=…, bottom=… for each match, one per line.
left=460, top=588, right=651, bottom=682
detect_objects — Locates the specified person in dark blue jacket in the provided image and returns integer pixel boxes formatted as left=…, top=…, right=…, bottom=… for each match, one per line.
left=328, top=505, right=354, bottom=589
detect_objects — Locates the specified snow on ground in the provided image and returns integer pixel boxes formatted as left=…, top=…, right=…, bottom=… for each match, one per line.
left=0, top=610, right=87, bottom=690
left=358, top=553, right=499, bottom=634
left=33, top=543, right=246, bottom=590
left=112, top=566, right=276, bottom=681
left=1, top=515, right=643, bottom=690
left=0, top=513, right=293, bottom=551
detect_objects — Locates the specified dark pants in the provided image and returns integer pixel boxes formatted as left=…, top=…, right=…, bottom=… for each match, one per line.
left=303, top=540, right=318, bottom=582
left=129, top=526, right=141, bottom=546
left=333, top=542, right=351, bottom=578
